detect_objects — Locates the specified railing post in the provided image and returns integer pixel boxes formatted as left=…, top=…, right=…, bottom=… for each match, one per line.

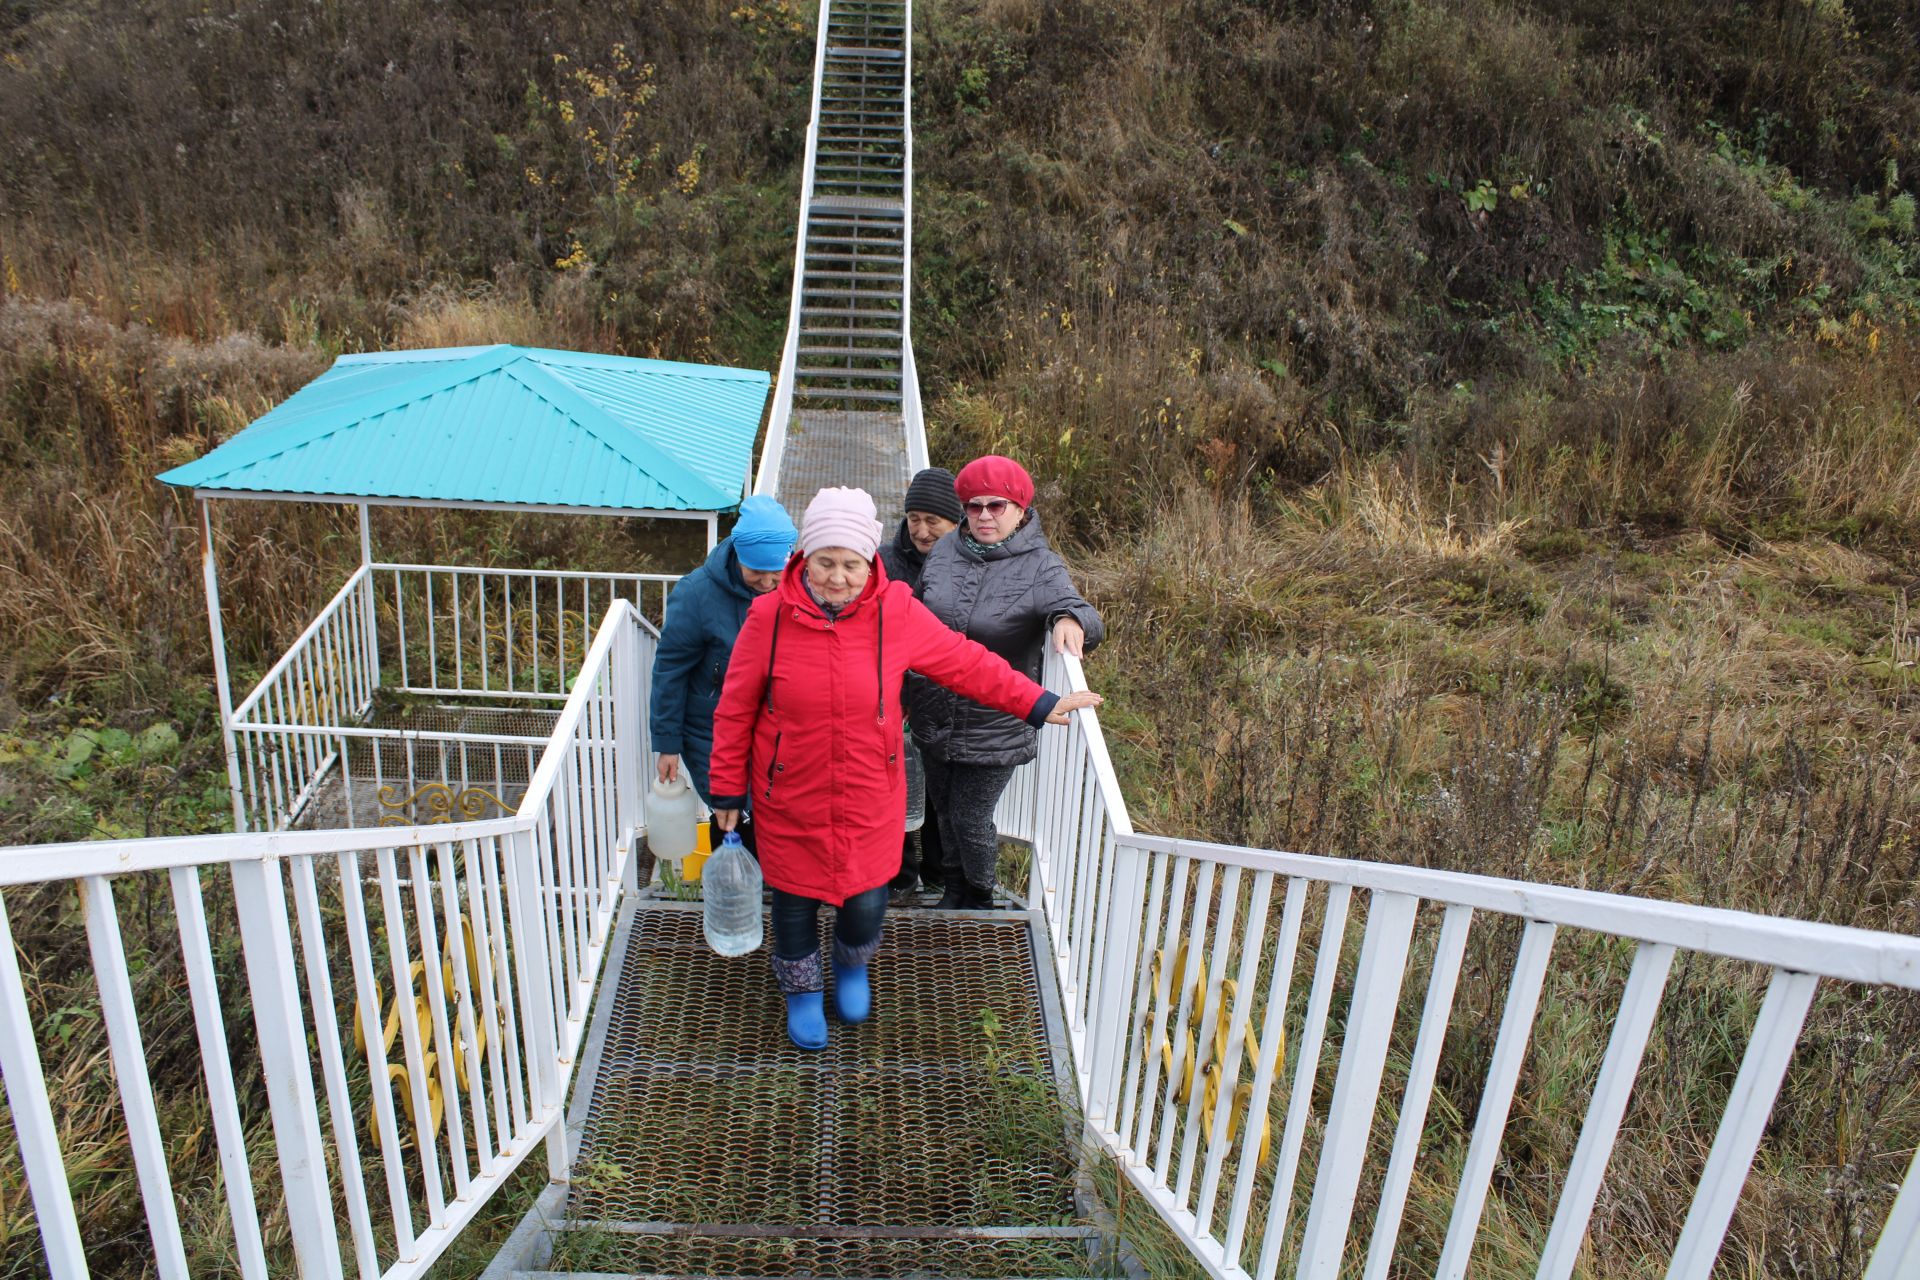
left=201, top=500, right=250, bottom=832
left=229, top=857, right=344, bottom=1277
left=1085, top=834, right=1147, bottom=1128
left=616, top=608, right=642, bottom=896
left=359, top=505, right=382, bottom=707
left=0, top=891, right=88, bottom=1280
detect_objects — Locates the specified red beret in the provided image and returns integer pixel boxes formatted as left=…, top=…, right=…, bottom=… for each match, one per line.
left=953, top=454, right=1035, bottom=508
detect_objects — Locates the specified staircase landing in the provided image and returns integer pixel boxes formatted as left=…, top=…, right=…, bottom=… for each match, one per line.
left=497, top=900, right=1107, bottom=1279
left=773, top=408, right=912, bottom=524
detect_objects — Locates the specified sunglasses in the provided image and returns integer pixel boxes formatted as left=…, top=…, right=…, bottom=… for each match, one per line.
left=964, top=498, right=1011, bottom=517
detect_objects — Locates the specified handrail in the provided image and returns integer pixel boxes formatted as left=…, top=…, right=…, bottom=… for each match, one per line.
left=231, top=563, right=372, bottom=725
left=372, top=561, right=680, bottom=587
left=1011, top=645, right=1920, bottom=1280
left=899, top=1, right=929, bottom=474
left=753, top=0, right=834, bottom=497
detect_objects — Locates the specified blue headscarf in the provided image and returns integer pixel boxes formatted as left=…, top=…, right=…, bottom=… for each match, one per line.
left=730, top=495, right=798, bottom=571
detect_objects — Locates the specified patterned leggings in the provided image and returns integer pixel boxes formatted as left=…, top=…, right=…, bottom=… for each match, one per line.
left=921, top=756, right=1017, bottom=892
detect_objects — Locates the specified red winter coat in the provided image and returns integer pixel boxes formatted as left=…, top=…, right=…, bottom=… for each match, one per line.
left=708, top=556, right=1056, bottom=905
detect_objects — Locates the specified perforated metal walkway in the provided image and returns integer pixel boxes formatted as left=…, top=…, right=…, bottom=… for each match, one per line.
left=774, top=408, right=913, bottom=524
left=498, top=901, right=1102, bottom=1278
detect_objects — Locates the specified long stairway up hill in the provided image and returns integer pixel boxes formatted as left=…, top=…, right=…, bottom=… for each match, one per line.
left=761, top=0, right=922, bottom=522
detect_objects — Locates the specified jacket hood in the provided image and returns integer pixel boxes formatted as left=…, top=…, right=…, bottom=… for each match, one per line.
left=889, top=518, right=927, bottom=573
left=703, top=537, right=757, bottom=602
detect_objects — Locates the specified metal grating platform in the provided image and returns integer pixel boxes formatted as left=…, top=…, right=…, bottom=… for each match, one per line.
left=774, top=408, right=912, bottom=523
left=552, top=905, right=1097, bottom=1277
left=287, top=701, right=558, bottom=829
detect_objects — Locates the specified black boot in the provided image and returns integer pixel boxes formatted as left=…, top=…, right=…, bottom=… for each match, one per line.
left=889, top=831, right=920, bottom=902
left=939, top=878, right=995, bottom=910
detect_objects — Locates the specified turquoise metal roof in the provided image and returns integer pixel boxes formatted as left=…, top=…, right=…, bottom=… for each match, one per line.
left=156, top=345, right=770, bottom=512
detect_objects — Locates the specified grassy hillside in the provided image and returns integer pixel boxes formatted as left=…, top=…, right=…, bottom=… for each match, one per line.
left=2, top=0, right=1918, bottom=1275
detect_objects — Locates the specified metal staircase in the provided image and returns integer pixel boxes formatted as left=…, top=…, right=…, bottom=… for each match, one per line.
left=757, top=0, right=926, bottom=522
left=489, top=6, right=1108, bottom=1276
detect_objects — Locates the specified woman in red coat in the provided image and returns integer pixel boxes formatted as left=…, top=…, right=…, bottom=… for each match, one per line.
left=708, top=486, right=1101, bottom=1049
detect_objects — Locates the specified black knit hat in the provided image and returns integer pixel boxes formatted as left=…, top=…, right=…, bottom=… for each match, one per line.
left=904, top=467, right=964, bottom=524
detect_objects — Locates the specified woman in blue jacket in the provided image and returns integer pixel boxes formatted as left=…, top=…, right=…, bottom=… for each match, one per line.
left=649, top=495, right=798, bottom=847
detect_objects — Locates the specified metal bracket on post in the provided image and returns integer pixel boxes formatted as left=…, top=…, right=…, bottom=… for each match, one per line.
left=230, top=858, right=344, bottom=1276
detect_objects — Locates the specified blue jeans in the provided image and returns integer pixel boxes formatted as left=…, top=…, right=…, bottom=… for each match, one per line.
left=770, top=883, right=888, bottom=961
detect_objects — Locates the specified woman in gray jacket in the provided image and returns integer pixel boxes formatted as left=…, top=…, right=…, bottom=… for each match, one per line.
left=910, top=455, right=1104, bottom=908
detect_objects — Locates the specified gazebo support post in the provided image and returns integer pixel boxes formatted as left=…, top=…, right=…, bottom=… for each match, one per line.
left=200, top=499, right=249, bottom=833
left=706, top=512, right=717, bottom=552
left=357, top=503, right=382, bottom=704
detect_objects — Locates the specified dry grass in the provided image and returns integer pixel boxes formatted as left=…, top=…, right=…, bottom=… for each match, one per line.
left=1064, top=469, right=1919, bottom=1277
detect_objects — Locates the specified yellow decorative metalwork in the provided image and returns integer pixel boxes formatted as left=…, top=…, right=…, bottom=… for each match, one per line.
left=1146, top=938, right=1276, bottom=1166
left=352, top=914, right=499, bottom=1151
left=377, top=782, right=513, bottom=825
left=290, top=653, right=343, bottom=726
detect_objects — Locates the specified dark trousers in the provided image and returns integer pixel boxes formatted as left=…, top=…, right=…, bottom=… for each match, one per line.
left=892, top=799, right=949, bottom=890
left=922, top=755, right=1018, bottom=893
left=770, top=882, right=889, bottom=961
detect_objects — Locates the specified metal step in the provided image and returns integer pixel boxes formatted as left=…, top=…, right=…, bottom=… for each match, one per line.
left=808, top=196, right=906, bottom=214
left=797, top=349, right=903, bottom=361
left=826, top=44, right=905, bottom=58
left=805, top=269, right=905, bottom=283
left=803, top=244, right=905, bottom=261
left=804, top=224, right=904, bottom=238
left=801, top=306, right=907, bottom=321
left=802, top=292, right=902, bottom=307
left=800, top=326, right=903, bottom=340
left=797, top=367, right=903, bottom=381
left=795, top=386, right=905, bottom=402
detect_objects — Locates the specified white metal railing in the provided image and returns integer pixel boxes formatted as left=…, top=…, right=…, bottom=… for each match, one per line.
left=0, top=601, right=653, bottom=1280
left=753, top=0, right=833, bottom=498
left=227, top=563, right=380, bottom=830
left=899, top=3, right=928, bottom=475
left=1003, top=647, right=1920, bottom=1280
left=375, top=563, right=674, bottom=702
left=222, top=564, right=673, bottom=832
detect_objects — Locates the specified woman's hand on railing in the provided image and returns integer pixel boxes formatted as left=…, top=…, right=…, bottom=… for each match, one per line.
left=656, top=753, right=681, bottom=784
left=1052, top=617, right=1087, bottom=658
left=1046, top=690, right=1103, bottom=724
left=713, top=808, right=741, bottom=832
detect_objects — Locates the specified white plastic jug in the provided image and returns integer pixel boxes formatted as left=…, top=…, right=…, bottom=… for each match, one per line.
left=648, top=770, right=700, bottom=865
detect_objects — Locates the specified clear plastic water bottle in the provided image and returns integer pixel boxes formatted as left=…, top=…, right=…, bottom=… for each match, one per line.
left=702, top=832, right=763, bottom=956
left=904, top=735, right=926, bottom=833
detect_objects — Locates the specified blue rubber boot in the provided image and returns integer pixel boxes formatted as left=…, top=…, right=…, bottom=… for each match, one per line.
left=833, top=964, right=871, bottom=1023
left=784, top=991, right=828, bottom=1050
left=832, top=936, right=880, bottom=1024
left=772, top=951, right=828, bottom=1051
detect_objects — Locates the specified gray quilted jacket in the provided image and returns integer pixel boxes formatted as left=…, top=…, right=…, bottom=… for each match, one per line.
left=908, top=511, right=1103, bottom=766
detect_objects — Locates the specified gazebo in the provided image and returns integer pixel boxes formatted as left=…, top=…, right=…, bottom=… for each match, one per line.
left=157, top=343, right=770, bottom=834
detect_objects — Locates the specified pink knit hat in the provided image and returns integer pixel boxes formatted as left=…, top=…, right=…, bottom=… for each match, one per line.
left=799, top=486, right=883, bottom=560
left=954, top=454, right=1035, bottom=508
